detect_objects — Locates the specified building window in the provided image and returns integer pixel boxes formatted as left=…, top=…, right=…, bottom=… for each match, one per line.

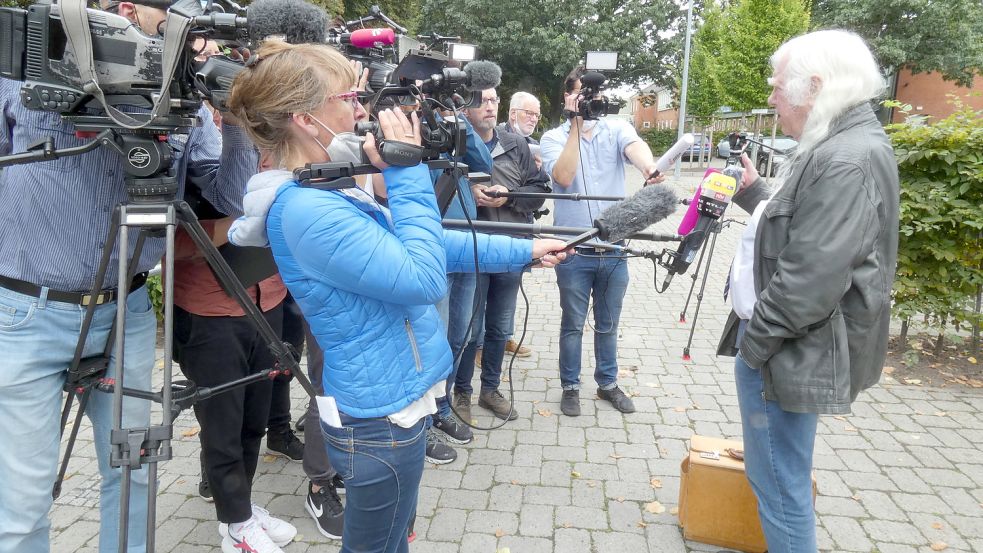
left=642, top=121, right=651, bottom=129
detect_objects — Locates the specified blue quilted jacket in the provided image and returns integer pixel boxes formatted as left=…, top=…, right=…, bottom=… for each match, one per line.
left=266, top=164, right=532, bottom=418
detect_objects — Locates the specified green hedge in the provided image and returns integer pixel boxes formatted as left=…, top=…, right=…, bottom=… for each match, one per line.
left=886, top=99, right=983, bottom=337
left=640, top=128, right=678, bottom=158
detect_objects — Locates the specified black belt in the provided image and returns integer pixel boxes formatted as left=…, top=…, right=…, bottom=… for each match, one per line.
left=0, top=272, right=148, bottom=306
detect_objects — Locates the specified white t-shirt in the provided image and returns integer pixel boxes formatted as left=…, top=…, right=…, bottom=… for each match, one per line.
left=730, top=200, right=770, bottom=320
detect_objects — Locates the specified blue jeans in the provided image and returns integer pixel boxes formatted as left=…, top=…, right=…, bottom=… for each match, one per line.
left=456, top=271, right=522, bottom=395
left=555, top=252, right=629, bottom=390
left=435, top=273, right=476, bottom=419
left=320, top=414, right=428, bottom=553
left=735, top=352, right=819, bottom=553
left=0, top=285, right=154, bottom=553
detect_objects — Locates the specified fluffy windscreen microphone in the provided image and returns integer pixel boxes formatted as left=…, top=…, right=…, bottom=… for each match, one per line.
left=580, top=71, right=606, bottom=89
left=246, top=0, right=329, bottom=45
left=462, top=60, right=502, bottom=91
left=595, top=184, right=679, bottom=242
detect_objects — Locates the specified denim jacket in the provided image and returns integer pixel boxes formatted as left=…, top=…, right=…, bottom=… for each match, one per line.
left=716, top=104, right=900, bottom=414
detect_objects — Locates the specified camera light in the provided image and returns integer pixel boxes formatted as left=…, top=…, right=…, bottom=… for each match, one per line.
left=448, top=43, right=477, bottom=62
left=585, top=51, right=618, bottom=71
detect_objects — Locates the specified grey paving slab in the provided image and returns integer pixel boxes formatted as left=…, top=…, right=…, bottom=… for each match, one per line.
left=48, top=166, right=983, bottom=552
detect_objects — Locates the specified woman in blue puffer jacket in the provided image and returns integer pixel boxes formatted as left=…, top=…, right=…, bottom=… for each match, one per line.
left=227, top=41, right=568, bottom=553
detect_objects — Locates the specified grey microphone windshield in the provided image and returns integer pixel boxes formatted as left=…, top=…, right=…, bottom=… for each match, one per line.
left=463, top=60, right=502, bottom=91
left=595, top=184, right=678, bottom=243
left=247, top=0, right=329, bottom=45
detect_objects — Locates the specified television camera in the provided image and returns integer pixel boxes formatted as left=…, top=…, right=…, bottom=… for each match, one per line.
left=573, top=51, right=619, bottom=120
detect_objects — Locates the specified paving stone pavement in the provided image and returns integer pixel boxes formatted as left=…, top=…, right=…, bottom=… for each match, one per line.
left=51, top=165, right=983, bottom=553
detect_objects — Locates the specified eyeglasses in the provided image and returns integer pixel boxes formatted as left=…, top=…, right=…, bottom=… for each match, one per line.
left=515, top=108, right=541, bottom=120
left=480, top=97, right=500, bottom=106
left=329, top=90, right=361, bottom=110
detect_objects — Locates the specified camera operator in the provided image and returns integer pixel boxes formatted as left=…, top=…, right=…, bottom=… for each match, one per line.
left=0, top=3, right=258, bottom=552
left=540, top=65, right=665, bottom=418
left=453, top=87, right=550, bottom=422
left=225, top=41, right=570, bottom=553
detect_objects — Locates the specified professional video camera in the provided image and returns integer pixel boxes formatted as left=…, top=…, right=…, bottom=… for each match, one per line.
left=575, top=51, right=619, bottom=120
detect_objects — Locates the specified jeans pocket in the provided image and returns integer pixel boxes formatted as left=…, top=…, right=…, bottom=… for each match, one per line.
left=0, top=294, right=37, bottom=331
left=321, top=421, right=355, bottom=480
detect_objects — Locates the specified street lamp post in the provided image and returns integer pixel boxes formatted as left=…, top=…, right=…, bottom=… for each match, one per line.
left=674, top=1, right=694, bottom=179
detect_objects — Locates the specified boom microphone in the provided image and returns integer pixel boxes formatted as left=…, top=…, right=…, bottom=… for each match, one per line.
left=550, top=184, right=678, bottom=256
left=327, top=28, right=397, bottom=48
left=653, top=133, right=695, bottom=176
left=246, top=0, right=329, bottom=44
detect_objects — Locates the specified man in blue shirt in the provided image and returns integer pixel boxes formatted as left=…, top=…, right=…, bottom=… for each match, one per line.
left=0, top=3, right=258, bottom=551
left=540, top=66, right=664, bottom=417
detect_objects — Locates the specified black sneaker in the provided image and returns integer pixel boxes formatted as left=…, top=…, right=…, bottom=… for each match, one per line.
left=424, top=429, right=457, bottom=465
left=305, top=482, right=344, bottom=539
left=267, top=428, right=304, bottom=461
left=597, top=385, right=636, bottom=413
left=330, top=474, right=346, bottom=495
left=198, top=478, right=213, bottom=502
left=560, top=389, right=581, bottom=417
left=433, top=416, right=473, bottom=445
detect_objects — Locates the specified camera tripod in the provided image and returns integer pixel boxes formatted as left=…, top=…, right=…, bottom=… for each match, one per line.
left=2, top=115, right=316, bottom=553
left=677, top=218, right=744, bottom=361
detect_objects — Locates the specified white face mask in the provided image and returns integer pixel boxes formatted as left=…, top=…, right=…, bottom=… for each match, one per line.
left=511, top=116, right=533, bottom=138
left=307, top=113, right=365, bottom=164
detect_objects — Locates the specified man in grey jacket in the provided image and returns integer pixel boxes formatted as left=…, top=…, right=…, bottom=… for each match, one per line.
left=716, top=29, right=899, bottom=553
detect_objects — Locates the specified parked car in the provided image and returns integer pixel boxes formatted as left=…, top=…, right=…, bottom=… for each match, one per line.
left=682, top=133, right=712, bottom=161
left=753, top=137, right=798, bottom=176
left=716, top=138, right=731, bottom=159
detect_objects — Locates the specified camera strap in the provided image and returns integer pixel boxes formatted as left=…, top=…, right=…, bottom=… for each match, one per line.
left=60, top=0, right=191, bottom=129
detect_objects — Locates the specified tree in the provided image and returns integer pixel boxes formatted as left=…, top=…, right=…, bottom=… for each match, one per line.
left=811, top=0, right=983, bottom=87
left=714, top=0, right=809, bottom=112
left=685, top=1, right=727, bottom=123
left=417, top=0, right=683, bottom=123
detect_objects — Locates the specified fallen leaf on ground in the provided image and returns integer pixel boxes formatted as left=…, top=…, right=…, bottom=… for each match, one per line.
left=930, top=542, right=948, bottom=551
left=935, top=412, right=948, bottom=417
left=181, top=427, right=200, bottom=438
left=904, top=379, right=922, bottom=385
left=510, top=480, right=519, bottom=485
left=637, top=520, right=648, bottom=528
left=931, top=522, right=944, bottom=530
left=494, top=529, right=505, bottom=538
left=673, top=407, right=687, bottom=412
left=645, top=382, right=660, bottom=388
left=496, top=548, right=511, bottom=553
left=882, top=366, right=895, bottom=374
left=967, top=357, right=977, bottom=364
left=616, top=496, right=625, bottom=502
left=609, top=454, right=623, bottom=460
left=833, top=416, right=846, bottom=421
left=844, top=426, right=857, bottom=432
left=650, top=478, right=663, bottom=489
left=851, top=495, right=861, bottom=501
left=644, top=501, right=666, bottom=514
left=571, top=471, right=581, bottom=478
left=262, top=455, right=277, bottom=463
left=560, top=522, right=571, bottom=528
left=669, top=506, right=679, bottom=515
left=537, top=409, right=553, bottom=417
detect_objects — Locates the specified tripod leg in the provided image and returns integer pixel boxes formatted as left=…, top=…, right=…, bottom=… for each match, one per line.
left=683, top=225, right=722, bottom=361
left=679, top=233, right=711, bottom=324
left=53, top=389, right=89, bottom=499
left=112, top=207, right=133, bottom=553
left=174, top=203, right=317, bottom=399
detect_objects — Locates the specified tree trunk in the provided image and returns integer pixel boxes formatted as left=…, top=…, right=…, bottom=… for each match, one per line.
left=972, top=284, right=981, bottom=356
left=899, top=318, right=910, bottom=350
left=934, top=315, right=947, bottom=357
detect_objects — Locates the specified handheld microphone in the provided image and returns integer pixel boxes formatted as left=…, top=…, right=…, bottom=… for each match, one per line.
left=661, top=169, right=738, bottom=288
left=652, top=133, right=695, bottom=177
left=677, top=168, right=720, bottom=235
left=246, top=0, right=329, bottom=44
left=327, top=28, right=397, bottom=48
left=551, top=184, right=679, bottom=256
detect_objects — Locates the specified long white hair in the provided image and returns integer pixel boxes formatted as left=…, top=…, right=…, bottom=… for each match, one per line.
left=774, top=29, right=886, bottom=154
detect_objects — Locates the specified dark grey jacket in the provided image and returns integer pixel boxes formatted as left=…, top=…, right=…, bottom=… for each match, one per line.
left=716, top=103, right=900, bottom=414
left=477, top=129, right=550, bottom=236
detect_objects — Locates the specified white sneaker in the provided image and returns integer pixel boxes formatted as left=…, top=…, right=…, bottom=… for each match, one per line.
left=221, top=517, right=284, bottom=553
left=219, top=505, right=298, bottom=547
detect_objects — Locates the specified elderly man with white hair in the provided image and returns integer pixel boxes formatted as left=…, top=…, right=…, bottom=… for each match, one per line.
left=716, top=29, right=900, bottom=552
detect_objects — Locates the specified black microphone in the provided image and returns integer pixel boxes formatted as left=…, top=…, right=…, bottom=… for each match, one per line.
left=246, top=0, right=329, bottom=45
left=580, top=71, right=606, bottom=90
left=661, top=166, right=741, bottom=288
